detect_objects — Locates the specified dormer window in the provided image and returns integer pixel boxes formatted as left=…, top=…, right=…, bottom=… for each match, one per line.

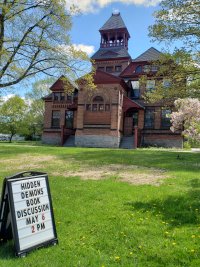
left=135, top=65, right=142, bottom=73
left=115, top=65, right=122, bottom=72
left=54, top=93, right=60, bottom=101
left=60, top=93, right=65, bottom=101
left=106, top=66, right=113, bottom=73
left=98, top=67, right=104, bottom=71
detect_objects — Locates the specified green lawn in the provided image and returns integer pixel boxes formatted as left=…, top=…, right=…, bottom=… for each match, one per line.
left=0, top=143, right=200, bottom=267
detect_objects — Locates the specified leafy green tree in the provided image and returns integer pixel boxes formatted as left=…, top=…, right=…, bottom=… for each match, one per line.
left=24, top=78, right=53, bottom=139
left=145, top=0, right=200, bottom=103
left=142, top=50, right=200, bottom=103
left=0, top=0, right=94, bottom=90
left=149, top=0, right=200, bottom=49
left=0, top=96, right=27, bottom=142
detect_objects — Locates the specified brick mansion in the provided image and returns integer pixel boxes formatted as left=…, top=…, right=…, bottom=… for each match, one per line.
left=42, top=12, right=183, bottom=148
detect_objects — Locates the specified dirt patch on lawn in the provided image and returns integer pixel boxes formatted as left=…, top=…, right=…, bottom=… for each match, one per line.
left=0, top=155, right=57, bottom=170
left=1, top=155, right=168, bottom=185
left=52, top=164, right=168, bottom=185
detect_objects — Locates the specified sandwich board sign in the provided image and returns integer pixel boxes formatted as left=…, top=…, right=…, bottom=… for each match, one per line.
left=0, top=171, right=58, bottom=257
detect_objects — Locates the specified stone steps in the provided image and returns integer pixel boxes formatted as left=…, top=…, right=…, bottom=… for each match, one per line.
left=63, top=135, right=75, bottom=147
left=120, top=136, right=135, bottom=149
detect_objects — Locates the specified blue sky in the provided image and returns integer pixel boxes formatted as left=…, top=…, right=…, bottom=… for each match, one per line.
left=70, top=3, right=161, bottom=59
left=3, top=0, right=181, bottom=98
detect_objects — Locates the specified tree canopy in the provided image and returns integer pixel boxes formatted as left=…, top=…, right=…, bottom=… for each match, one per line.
left=0, top=95, right=27, bottom=142
left=0, top=0, right=94, bottom=90
left=149, top=0, right=200, bottom=50
left=145, top=0, right=200, bottom=103
left=170, top=98, right=200, bottom=144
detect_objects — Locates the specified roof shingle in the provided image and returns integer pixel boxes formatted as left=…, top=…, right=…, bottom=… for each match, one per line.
left=91, top=47, right=131, bottom=60
left=133, top=47, right=162, bottom=62
left=100, top=13, right=127, bottom=31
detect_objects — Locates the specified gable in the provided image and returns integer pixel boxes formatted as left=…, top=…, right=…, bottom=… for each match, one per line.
left=100, top=51, right=118, bottom=57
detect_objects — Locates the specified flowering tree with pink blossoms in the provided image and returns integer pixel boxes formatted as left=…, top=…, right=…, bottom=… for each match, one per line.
left=170, top=98, right=200, bottom=143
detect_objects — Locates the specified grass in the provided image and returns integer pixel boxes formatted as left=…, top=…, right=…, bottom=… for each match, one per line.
left=0, top=142, right=200, bottom=266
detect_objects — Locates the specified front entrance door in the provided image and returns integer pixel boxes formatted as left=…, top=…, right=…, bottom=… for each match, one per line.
left=65, top=111, right=74, bottom=129
left=124, top=110, right=138, bottom=136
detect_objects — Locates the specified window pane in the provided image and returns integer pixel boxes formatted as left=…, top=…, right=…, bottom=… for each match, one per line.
left=143, top=65, right=151, bottom=73
left=67, top=95, right=72, bottom=101
left=151, top=65, right=158, bottom=72
left=161, top=109, right=171, bottom=128
left=131, top=81, right=139, bottom=89
left=135, top=65, right=142, bottom=73
left=106, top=66, right=113, bottom=72
left=65, top=111, right=73, bottom=129
left=163, top=79, right=171, bottom=88
left=146, top=80, right=155, bottom=91
left=99, top=104, right=104, bottom=111
left=86, top=104, right=91, bottom=111
left=115, top=65, right=122, bottom=72
left=98, top=67, right=104, bottom=71
left=92, top=104, right=97, bottom=111
left=93, top=96, right=104, bottom=102
left=52, top=111, right=60, bottom=128
left=60, top=93, right=65, bottom=101
left=54, top=93, right=60, bottom=101
left=144, top=109, right=154, bottom=128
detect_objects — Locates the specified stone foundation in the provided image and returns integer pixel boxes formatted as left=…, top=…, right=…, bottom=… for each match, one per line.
left=42, top=132, right=61, bottom=145
left=75, top=135, right=120, bottom=148
left=143, top=134, right=183, bottom=148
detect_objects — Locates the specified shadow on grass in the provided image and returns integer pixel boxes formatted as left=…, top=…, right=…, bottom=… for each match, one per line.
left=125, top=179, right=200, bottom=227
left=0, top=240, right=15, bottom=259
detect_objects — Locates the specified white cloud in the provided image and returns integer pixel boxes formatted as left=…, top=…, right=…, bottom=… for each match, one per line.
left=72, top=44, right=95, bottom=55
left=58, top=43, right=95, bottom=56
left=65, top=0, right=161, bottom=13
left=0, top=94, right=16, bottom=103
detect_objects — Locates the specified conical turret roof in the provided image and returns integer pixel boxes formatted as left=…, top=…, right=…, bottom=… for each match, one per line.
left=100, top=12, right=129, bottom=34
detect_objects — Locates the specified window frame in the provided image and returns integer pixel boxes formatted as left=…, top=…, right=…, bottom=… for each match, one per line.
left=106, top=66, right=113, bottom=73
left=144, top=109, right=155, bottom=129
left=161, top=108, right=171, bottom=128
left=115, top=65, right=122, bottom=72
left=135, top=65, right=142, bottom=73
left=51, top=110, right=60, bottom=128
left=65, top=110, right=74, bottom=129
left=146, top=80, right=156, bottom=92
left=85, top=95, right=110, bottom=112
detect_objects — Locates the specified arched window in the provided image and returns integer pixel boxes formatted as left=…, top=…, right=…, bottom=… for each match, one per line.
left=135, top=65, right=142, bottom=73
left=93, top=96, right=104, bottom=102
left=86, top=95, right=110, bottom=112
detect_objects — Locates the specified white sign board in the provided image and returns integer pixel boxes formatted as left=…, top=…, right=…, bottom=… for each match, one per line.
left=0, top=172, right=58, bottom=257
left=11, top=177, right=55, bottom=251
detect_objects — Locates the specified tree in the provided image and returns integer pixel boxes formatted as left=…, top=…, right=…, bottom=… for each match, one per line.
left=170, top=98, right=200, bottom=144
left=0, top=95, right=27, bottom=142
left=142, top=50, right=200, bottom=103
left=149, top=0, right=200, bottom=50
left=24, top=78, right=53, bottom=139
left=145, top=0, right=200, bottom=103
left=0, top=1, right=94, bottom=90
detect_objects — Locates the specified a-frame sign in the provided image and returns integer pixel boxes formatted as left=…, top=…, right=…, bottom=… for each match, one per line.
left=0, top=171, right=58, bottom=257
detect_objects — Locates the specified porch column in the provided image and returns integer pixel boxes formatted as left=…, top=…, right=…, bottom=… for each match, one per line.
left=61, top=125, right=65, bottom=145
left=134, top=126, right=138, bottom=148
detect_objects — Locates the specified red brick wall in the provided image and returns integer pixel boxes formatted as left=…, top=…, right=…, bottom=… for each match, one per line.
left=84, top=111, right=111, bottom=125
